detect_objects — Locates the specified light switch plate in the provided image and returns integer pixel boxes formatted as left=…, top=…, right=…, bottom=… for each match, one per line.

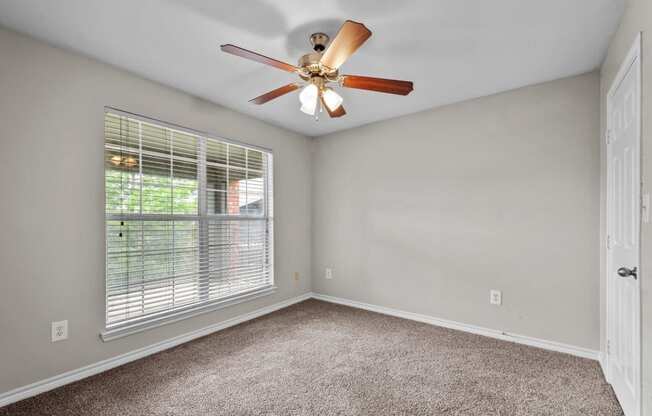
left=325, top=268, right=333, bottom=279
left=52, top=320, right=68, bottom=342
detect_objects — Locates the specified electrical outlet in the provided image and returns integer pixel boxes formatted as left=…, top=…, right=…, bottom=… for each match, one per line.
left=293, top=271, right=300, bottom=282
left=325, top=268, right=333, bottom=279
left=490, top=290, right=502, bottom=306
left=51, top=320, right=68, bottom=342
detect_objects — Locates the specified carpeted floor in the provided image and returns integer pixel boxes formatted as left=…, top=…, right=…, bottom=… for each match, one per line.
left=1, top=299, right=623, bottom=415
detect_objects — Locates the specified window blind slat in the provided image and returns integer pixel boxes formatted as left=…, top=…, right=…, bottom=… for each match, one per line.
left=105, top=112, right=273, bottom=329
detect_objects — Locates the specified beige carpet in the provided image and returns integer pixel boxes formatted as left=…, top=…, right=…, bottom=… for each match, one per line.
left=1, top=299, right=622, bottom=415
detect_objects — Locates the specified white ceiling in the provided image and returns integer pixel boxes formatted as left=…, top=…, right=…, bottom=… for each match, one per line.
left=0, top=0, right=623, bottom=137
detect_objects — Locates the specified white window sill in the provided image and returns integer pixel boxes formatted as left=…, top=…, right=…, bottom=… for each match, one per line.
left=100, top=285, right=277, bottom=342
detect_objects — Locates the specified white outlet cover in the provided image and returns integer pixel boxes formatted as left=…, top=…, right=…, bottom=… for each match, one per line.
left=490, top=290, right=502, bottom=306
left=325, top=268, right=333, bottom=279
left=51, top=320, right=68, bottom=342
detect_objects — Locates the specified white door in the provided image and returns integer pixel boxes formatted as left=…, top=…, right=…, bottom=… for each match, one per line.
left=607, top=34, right=641, bottom=416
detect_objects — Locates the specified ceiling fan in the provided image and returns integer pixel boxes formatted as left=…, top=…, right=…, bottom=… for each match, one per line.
left=220, top=20, right=414, bottom=120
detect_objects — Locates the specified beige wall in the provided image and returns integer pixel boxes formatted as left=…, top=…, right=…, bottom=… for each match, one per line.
left=0, top=27, right=312, bottom=394
left=311, top=72, right=601, bottom=350
left=600, top=0, right=652, bottom=412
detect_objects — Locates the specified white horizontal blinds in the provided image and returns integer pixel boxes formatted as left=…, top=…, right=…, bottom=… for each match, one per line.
left=204, top=141, right=272, bottom=300
left=105, top=112, right=273, bottom=329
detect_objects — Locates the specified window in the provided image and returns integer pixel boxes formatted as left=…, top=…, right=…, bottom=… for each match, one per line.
left=103, top=109, right=273, bottom=338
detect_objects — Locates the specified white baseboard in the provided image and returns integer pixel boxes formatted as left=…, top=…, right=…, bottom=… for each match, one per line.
left=0, top=292, right=313, bottom=408
left=312, top=293, right=600, bottom=361
left=0, top=290, right=602, bottom=408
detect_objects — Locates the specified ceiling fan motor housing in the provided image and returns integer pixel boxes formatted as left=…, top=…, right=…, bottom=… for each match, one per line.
left=299, top=33, right=340, bottom=81
left=298, top=52, right=324, bottom=78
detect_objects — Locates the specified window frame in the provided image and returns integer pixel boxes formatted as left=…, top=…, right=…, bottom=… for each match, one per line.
left=101, top=107, right=275, bottom=341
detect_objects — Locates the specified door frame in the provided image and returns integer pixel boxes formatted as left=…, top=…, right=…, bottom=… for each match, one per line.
left=605, top=32, right=642, bottom=416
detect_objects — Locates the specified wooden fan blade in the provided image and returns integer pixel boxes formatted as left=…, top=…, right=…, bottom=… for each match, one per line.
left=250, top=83, right=300, bottom=105
left=320, top=20, right=372, bottom=70
left=321, top=97, right=346, bottom=118
left=221, top=44, right=298, bottom=73
left=341, top=75, right=414, bottom=95
left=329, top=105, right=347, bottom=118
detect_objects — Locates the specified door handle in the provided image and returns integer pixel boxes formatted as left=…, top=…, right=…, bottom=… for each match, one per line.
left=617, top=266, right=638, bottom=279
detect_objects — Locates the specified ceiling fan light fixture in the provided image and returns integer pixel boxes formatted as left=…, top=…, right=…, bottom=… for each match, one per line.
left=299, top=83, right=319, bottom=115
left=322, top=88, right=343, bottom=112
